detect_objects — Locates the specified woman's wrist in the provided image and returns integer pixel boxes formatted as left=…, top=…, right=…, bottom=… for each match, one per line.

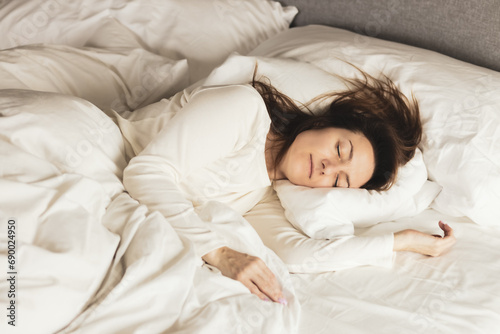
left=392, top=222, right=456, bottom=257
left=393, top=230, right=409, bottom=252
left=202, top=246, right=227, bottom=266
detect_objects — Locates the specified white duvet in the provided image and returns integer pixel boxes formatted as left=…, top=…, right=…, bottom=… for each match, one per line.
left=0, top=90, right=299, bottom=334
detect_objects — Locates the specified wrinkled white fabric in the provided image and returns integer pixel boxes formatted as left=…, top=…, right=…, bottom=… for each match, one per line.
left=0, top=89, right=301, bottom=334
left=0, top=0, right=297, bottom=84
left=0, top=90, right=127, bottom=334
left=290, top=209, right=500, bottom=334
left=0, top=43, right=188, bottom=112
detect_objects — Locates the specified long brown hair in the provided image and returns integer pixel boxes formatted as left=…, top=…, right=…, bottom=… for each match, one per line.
left=252, top=67, right=421, bottom=191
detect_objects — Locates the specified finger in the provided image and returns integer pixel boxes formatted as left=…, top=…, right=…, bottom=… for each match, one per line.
left=438, top=221, right=454, bottom=237
left=253, top=272, right=277, bottom=294
left=250, top=281, right=288, bottom=305
left=252, top=269, right=284, bottom=303
left=437, top=225, right=456, bottom=253
left=244, top=280, right=272, bottom=301
left=438, top=220, right=446, bottom=231
left=250, top=258, right=284, bottom=299
left=442, top=223, right=454, bottom=238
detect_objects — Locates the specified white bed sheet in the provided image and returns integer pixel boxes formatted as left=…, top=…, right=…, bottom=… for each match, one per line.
left=245, top=192, right=500, bottom=334
left=296, top=213, right=500, bottom=334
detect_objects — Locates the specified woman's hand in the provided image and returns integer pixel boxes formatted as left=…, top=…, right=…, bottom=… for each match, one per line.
left=394, top=221, right=456, bottom=256
left=202, top=246, right=286, bottom=304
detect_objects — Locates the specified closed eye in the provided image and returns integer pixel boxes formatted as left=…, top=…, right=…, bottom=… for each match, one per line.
left=337, top=144, right=341, bottom=158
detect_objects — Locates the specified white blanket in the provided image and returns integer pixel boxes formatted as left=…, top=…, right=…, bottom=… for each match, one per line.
left=0, top=90, right=299, bottom=334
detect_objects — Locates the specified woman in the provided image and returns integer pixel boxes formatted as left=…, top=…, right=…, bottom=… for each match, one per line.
left=123, top=70, right=455, bottom=305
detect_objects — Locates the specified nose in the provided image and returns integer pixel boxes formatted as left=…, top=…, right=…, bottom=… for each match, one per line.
left=321, top=159, right=339, bottom=176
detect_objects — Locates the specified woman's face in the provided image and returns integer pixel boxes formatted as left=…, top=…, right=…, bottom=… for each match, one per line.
left=276, top=128, right=375, bottom=188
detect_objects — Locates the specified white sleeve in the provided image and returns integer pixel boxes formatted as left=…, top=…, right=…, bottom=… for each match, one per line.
left=245, top=191, right=395, bottom=273
left=123, top=84, right=269, bottom=258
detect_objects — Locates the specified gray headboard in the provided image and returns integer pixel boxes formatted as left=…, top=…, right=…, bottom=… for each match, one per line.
left=279, top=0, right=500, bottom=72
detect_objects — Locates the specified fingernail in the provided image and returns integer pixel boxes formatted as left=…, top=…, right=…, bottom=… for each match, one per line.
left=278, top=297, right=288, bottom=306
left=263, top=297, right=271, bottom=302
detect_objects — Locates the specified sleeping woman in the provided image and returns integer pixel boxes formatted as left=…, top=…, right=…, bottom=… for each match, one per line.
left=123, top=71, right=456, bottom=305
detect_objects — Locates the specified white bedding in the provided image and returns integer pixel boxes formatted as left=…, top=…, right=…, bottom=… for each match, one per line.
left=1, top=1, right=500, bottom=334
left=245, top=192, right=500, bottom=334
left=250, top=25, right=500, bottom=228
left=0, top=90, right=299, bottom=334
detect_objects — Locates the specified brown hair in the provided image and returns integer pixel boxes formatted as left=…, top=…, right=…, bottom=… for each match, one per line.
left=252, top=69, right=421, bottom=191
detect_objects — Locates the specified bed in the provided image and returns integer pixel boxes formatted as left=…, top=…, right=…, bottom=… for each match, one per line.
left=0, top=1, right=499, bottom=333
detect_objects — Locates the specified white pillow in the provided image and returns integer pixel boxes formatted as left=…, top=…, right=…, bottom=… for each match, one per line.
left=0, top=0, right=297, bottom=84
left=109, top=0, right=297, bottom=83
left=249, top=25, right=500, bottom=227
left=0, top=0, right=111, bottom=48
left=204, top=53, right=347, bottom=111
left=273, top=149, right=442, bottom=239
left=0, top=23, right=188, bottom=112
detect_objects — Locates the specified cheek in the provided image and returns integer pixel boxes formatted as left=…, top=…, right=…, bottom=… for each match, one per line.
left=295, top=134, right=318, bottom=150
left=283, top=152, right=306, bottom=181
left=288, top=157, right=305, bottom=179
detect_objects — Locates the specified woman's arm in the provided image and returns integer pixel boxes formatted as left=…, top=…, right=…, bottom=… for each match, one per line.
left=245, top=192, right=395, bottom=272
left=123, top=85, right=284, bottom=302
left=246, top=192, right=455, bottom=273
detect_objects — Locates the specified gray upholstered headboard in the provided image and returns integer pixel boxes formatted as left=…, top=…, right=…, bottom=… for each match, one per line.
left=279, top=0, right=500, bottom=72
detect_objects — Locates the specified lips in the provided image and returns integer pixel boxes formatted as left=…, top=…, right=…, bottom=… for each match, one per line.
left=309, top=154, right=313, bottom=179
